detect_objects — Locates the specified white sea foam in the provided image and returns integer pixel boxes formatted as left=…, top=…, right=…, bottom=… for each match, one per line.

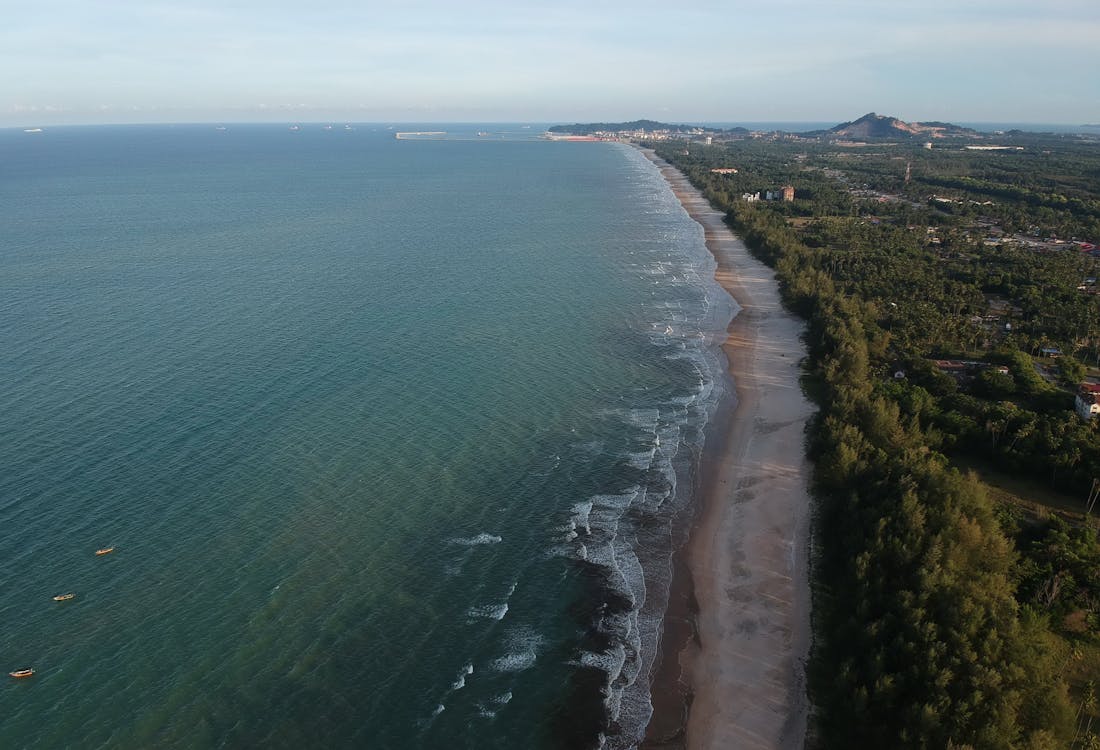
left=451, top=663, right=474, bottom=690
left=476, top=691, right=513, bottom=719
left=541, top=145, right=737, bottom=750
left=450, top=533, right=502, bottom=546
left=556, top=520, right=579, bottom=542
left=466, top=579, right=518, bottom=623
left=490, top=649, right=536, bottom=673
left=571, top=499, right=593, bottom=536
left=490, top=629, right=542, bottom=673
left=467, top=603, right=509, bottom=621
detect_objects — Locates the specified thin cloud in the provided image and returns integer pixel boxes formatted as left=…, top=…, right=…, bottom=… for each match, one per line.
left=1, top=0, right=1096, bottom=124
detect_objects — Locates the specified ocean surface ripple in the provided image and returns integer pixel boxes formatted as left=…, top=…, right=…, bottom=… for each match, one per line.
left=0, top=126, right=733, bottom=749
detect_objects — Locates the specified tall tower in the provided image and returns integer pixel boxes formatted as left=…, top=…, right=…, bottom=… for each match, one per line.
left=904, top=161, right=911, bottom=184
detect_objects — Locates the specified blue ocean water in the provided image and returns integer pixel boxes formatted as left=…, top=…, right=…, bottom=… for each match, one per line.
left=0, top=124, right=733, bottom=748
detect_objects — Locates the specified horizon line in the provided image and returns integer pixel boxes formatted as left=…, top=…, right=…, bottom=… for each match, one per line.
left=5, top=119, right=1100, bottom=134
left=7, top=118, right=1100, bottom=126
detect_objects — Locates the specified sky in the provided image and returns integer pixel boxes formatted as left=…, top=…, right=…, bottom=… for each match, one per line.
left=3, top=0, right=1099, bottom=126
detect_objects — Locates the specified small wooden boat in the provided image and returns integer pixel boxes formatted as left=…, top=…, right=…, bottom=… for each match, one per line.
left=53, top=593, right=75, bottom=602
left=9, top=669, right=34, bottom=679
left=95, top=547, right=114, bottom=556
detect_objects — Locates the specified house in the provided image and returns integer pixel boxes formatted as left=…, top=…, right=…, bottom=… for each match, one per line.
left=1076, top=391, right=1100, bottom=420
left=931, top=359, right=1009, bottom=381
left=932, top=360, right=970, bottom=380
left=1076, top=384, right=1100, bottom=420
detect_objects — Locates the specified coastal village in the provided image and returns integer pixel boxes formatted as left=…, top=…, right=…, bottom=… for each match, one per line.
left=549, top=117, right=1100, bottom=256
left=552, top=119, right=1100, bottom=404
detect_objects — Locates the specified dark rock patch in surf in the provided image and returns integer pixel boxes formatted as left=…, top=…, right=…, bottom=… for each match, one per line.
left=550, top=665, right=612, bottom=749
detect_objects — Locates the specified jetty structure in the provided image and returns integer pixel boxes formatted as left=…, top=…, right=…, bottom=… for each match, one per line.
left=394, top=131, right=445, bottom=139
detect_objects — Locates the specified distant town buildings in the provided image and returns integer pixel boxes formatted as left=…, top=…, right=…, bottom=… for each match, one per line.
left=743, top=186, right=795, bottom=203
left=545, top=125, right=716, bottom=142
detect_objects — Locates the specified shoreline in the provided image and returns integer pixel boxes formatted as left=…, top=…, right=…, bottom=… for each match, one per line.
left=637, top=149, right=814, bottom=749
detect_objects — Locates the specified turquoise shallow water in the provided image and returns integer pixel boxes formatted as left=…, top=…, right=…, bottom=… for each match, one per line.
left=0, top=125, right=733, bottom=748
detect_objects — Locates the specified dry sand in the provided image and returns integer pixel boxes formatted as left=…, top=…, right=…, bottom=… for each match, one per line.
left=639, top=149, right=814, bottom=750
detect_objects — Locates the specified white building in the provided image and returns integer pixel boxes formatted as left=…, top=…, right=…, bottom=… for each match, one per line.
left=1076, top=385, right=1100, bottom=420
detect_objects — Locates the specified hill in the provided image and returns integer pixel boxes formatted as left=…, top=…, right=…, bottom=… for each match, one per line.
left=818, top=112, right=978, bottom=139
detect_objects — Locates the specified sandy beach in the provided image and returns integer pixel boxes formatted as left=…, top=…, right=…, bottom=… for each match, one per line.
left=639, top=150, right=814, bottom=750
